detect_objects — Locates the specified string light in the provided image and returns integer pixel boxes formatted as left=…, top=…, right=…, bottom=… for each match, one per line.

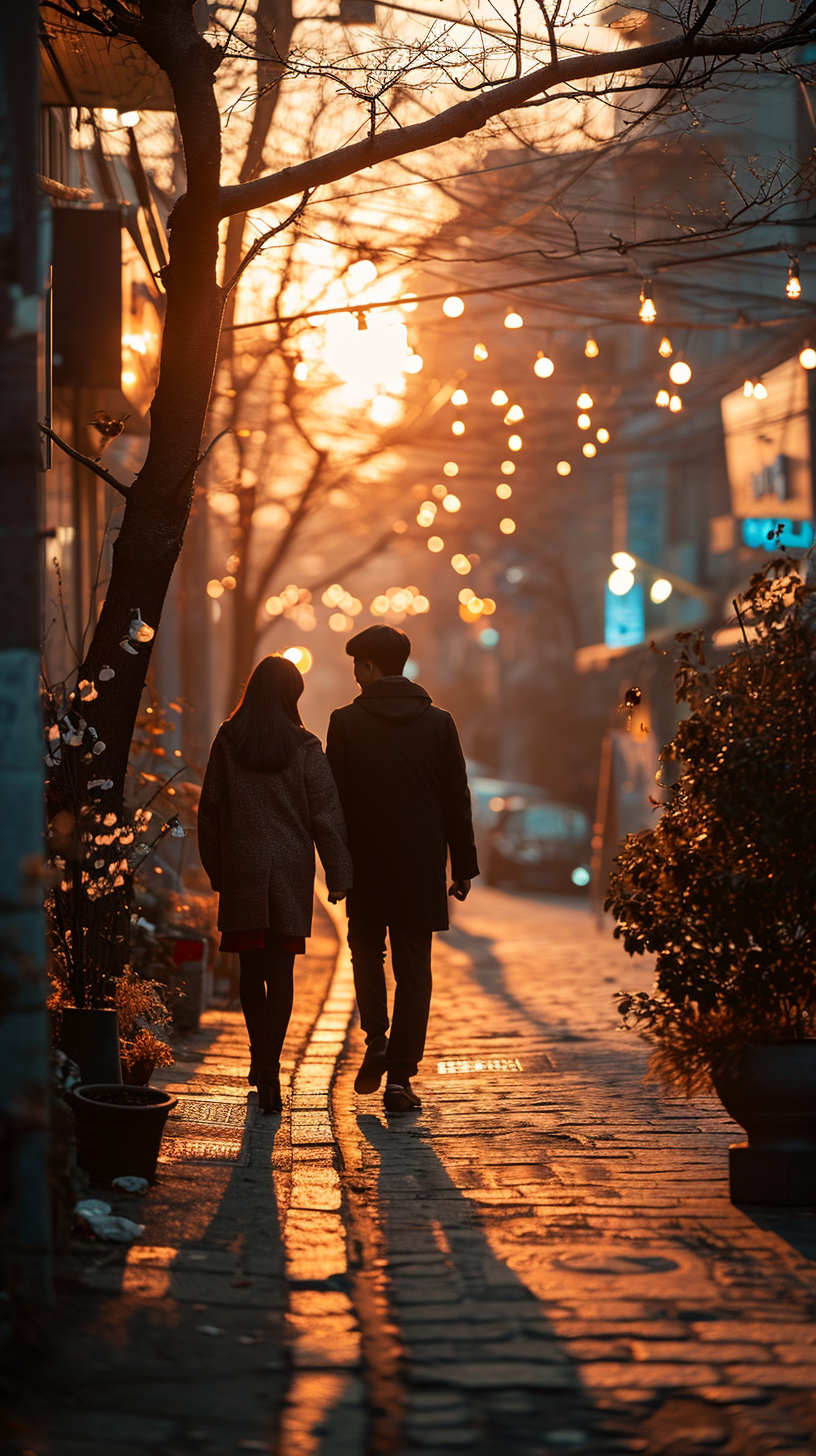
left=496, top=483, right=512, bottom=499
left=669, top=394, right=683, bottom=412
left=577, top=414, right=591, bottom=430
left=577, top=393, right=593, bottom=409
left=442, top=494, right=461, bottom=512
left=266, top=594, right=283, bottom=615
left=650, top=579, right=673, bottom=603
left=658, top=336, right=673, bottom=358
left=596, top=428, right=610, bottom=443
left=612, top=553, right=635, bottom=570
left=501, top=460, right=516, bottom=474
left=451, top=388, right=468, bottom=406
left=355, top=310, right=368, bottom=331
left=504, top=404, right=524, bottom=423
left=583, top=443, right=597, bottom=458
left=459, top=588, right=474, bottom=604
left=417, top=502, right=437, bottom=527
left=207, top=580, right=225, bottom=599
left=800, top=344, right=816, bottom=369
left=656, top=389, right=670, bottom=407
left=473, top=342, right=488, bottom=361
left=404, top=353, right=423, bottom=373
left=508, top=434, right=522, bottom=451
left=743, top=379, right=754, bottom=397
left=556, top=461, right=571, bottom=476
left=534, top=353, right=554, bottom=378
left=669, top=357, right=692, bottom=385
left=753, top=379, right=768, bottom=400
left=491, top=389, right=509, bottom=406
left=504, top=312, right=523, bottom=329
left=443, top=462, right=459, bottom=476
left=639, top=279, right=656, bottom=324
left=451, top=554, right=471, bottom=574
left=293, top=361, right=308, bottom=381
left=443, top=296, right=464, bottom=317
left=499, top=518, right=516, bottom=534
left=786, top=258, right=802, bottom=299
left=452, top=420, right=465, bottom=435
left=401, top=293, right=418, bottom=312
left=432, top=483, right=448, bottom=498
left=608, top=568, right=634, bottom=595
left=585, top=337, right=599, bottom=358
left=428, top=536, right=444, bottom=552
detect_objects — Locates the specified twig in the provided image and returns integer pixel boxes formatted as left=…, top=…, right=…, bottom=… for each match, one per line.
left=733, top=598, right=750, bottom=646
left=195, top=427, right=233, bottom=469
left=39, top=424, right=130, bottom=498
left=222, top=190, right=313, bottom=295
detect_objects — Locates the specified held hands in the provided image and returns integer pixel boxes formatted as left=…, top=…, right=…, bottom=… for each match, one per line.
left=328, top=888, right=350, bottom=905
left=448, top=879, right=472, bottom=902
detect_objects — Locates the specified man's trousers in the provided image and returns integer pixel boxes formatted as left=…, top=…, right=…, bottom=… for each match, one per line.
left=347, top=915, right=433, bottom=1084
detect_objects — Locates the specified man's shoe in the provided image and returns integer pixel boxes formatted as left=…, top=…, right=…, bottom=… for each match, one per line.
left=383, top=1081, right=422, bottom=1116
left=354, top=1037, right=388, bottom=1095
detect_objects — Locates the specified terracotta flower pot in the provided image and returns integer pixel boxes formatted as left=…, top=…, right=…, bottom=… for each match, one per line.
left=70, top=1083, right=177, bottom=1184
left=712, top=1042, right=816, bottom=1205
left=121, top=1056, right=156, bottom=1086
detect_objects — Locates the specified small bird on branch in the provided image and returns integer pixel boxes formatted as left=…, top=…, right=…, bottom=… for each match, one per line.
left=87, top=410, right=130, bottom=446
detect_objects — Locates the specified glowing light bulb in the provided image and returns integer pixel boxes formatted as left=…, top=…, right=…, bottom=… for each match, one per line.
left=639, top=280, right=656, bottom=324
left=658, top=336, right=673, bottom=358
left=293, top=360, right=308, bottom=382
left=442, top=494, right=461, bottom=512
left=404, top=353, right=423, bottom=373
left=650, top=579, right=673, bottom=603
left=583, top=443, right=597, bottom=458
left=428, top=536, right=444, bottom=553
left=443, top=296, right=464, bottom=317
left=207, top=580, right=225, bottom=599
left=451, top=554, right=471, bottom=574
left=669, top=358, right=692, bottom=385
left=753, top=379, right=768, bottom=400
left=466, top=597, right=483, bottom=615
left=451, top=388, right=468, bottom=406
left=608, top=568, right=635, bottom=595
left=596, top=428, right=610, bottom=443
left=501, top=461, right=516, bottom=474
left=743, top=379, right=754, bottom=397
left=786, top=258, right=802, bottom=299
left=612, top=552, right=635, bottom=571
left=118, top=110, right=140, bottom=127
left=556, top=461, right=571, bottom=476
left=496, top=483, right=512, bottom=499
left=669, top=394, right=683, bottom=413
left=443, top=461, right=459, bottom=477
left=504, top=404, right=524, bottom=423
left=459, top=588, right=474, bottom=604
left=800, top=346, right=816, bottom=369
left=473, top=342, right=488, bottom=361
left=585, top=338, right=599, bottom=358
left=491, top=390, right=509, bottom=406
left=401, top=293, right=418, bottom=312
left=481, top=598, right=496, bottom=615
left=432, top=483, right=448, bottom=499
left=534, top=353, right=554, bottom=378
left=452, top=420, right=465, bottom=435
left=577, top=393, right=593, bottom=409
left=500, top=518, right=516, bottom=534
left=508, top=434, right=522, bottom=451
left=504, top=312, right=523, bottom=329
left=655, top=389, right=670, bottom=407
left=577, top=414, right=591, bottom=430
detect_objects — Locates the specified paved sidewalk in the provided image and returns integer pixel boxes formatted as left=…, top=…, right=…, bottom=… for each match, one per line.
left=7, top=886, right=816, bottom=1456
left=334, top=887, right=816, bottom=1455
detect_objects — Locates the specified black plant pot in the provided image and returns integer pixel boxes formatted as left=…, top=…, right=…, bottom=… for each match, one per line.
left=713, top=1041, right=816, bottom=1205
left=60, top=1008, right=122, bottom=1085
left=70, top=1083, right=178, bottom=1184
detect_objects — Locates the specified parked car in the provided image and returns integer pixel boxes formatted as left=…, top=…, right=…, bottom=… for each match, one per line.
left=468, top=773, right=550, bottom=867
left=485, top=800, right=591, bottom=893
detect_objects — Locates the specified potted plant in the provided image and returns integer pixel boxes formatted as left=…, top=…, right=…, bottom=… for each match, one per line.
left=115, top=966, right=175, bottom=1086
left=607, top=554, right=816, bottom=1204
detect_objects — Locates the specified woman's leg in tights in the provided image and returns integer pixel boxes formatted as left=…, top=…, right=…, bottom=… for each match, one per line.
left=238, top=945, right=295, bottom=1072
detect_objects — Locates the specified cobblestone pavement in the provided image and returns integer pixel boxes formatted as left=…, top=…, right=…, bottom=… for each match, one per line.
left=7, top=887, right=816, bottom=1456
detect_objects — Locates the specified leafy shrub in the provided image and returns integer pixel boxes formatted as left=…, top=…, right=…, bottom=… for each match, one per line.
left=607, top=556, right=816, bottom=1095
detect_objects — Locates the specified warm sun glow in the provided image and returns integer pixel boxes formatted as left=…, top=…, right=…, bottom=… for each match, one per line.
left=321, top=311, right=410, bottom=397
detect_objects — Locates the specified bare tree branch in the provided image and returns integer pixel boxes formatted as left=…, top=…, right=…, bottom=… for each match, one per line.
left=39, top=425, right=131, bottom=498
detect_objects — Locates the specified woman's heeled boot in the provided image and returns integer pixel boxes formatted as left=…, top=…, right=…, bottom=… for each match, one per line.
left=258, top=1064, right=282, bottom=1114
left=248, top=1047, right=263, bottom=1086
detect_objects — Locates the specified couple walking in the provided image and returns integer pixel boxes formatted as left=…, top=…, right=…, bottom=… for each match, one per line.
left=198, top=623, right=479, bottom=1115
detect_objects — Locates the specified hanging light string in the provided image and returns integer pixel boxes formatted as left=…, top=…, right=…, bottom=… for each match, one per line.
left=226, top=240, right=812, bottom=331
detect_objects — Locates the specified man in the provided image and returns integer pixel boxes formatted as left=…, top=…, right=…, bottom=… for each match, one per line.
left=326, top=623, right=478, bottom=1115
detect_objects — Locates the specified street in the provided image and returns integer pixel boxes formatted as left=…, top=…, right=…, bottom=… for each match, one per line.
left=10, top=887, right=816, bottom=1455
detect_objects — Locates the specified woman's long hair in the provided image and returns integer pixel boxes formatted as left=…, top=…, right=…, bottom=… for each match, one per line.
left=225, top=655, right=306, bottom=772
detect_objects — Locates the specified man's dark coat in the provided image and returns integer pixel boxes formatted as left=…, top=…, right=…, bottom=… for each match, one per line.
left=326, top=678, right=479, bottom=930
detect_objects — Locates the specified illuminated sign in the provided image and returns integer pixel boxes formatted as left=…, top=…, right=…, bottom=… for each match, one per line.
left=604, top=581, right=645, bottom=648
left=721, top=357, right=812, bottom=520
left=741, top=518, right=815, bottom=552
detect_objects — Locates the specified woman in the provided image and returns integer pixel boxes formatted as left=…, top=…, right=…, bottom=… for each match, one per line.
left=198, top=655, right=352, bottom=1112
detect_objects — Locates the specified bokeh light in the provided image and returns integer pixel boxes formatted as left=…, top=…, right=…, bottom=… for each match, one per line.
left=556, top=461, right=571, bottom=476
left=428, top=536, right=444, bottom=553
left=452, top=554, right=471, bottom=574
left=443, top=296, right=464, bottom=317
left=534, top=354, right=554, bottom=378
left=283, top=646, right=313, bottom=672
left=500, top=518, right=516, bottom=534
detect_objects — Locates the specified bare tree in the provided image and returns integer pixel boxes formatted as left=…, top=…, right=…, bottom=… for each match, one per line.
left=41, top=0, right=816, bottom=819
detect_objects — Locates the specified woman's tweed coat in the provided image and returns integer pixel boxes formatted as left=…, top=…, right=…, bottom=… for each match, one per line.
left=197, top=727, right=352, bottom=937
